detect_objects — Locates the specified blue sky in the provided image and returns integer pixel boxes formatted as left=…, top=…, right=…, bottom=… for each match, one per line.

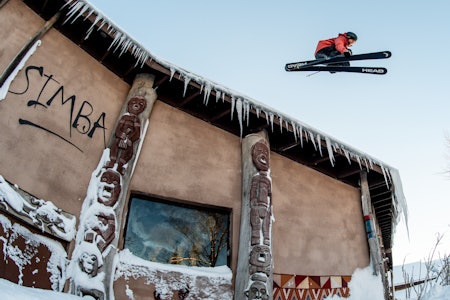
left=88, top=0, right=450, bottom=265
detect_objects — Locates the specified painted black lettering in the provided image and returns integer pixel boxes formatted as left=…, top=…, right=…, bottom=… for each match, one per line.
left=73, top=100, right=93, bottom=135
left=9, top=65, right=43, bottom=95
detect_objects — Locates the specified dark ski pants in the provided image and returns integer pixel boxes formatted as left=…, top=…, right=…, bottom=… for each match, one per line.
left=315, top=45, right=350, bottom=66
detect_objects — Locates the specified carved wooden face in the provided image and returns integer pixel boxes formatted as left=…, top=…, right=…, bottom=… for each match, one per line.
left=250, top=245, right=271, bottom=267
left=252, top=141, right=269, bottom=171
left=79, top=252, right=99, bottom=276
left=127, top=97, right=147, bottom=115
left=246, top=281, right=268, bottom=300
left=98, top=170, right=121, bottom=207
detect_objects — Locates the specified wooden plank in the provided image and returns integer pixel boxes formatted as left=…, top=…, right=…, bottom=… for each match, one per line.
left=0, top=11, right=61, bottom=87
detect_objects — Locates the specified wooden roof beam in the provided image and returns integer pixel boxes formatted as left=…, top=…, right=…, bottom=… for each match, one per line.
left=177, top=91, right=200, bottom=107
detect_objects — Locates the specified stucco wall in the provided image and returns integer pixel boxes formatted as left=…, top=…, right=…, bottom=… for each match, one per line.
left=0, top=3, right=128, bottom=214
left=130, top=103, right=368, bottom=277
left=130, top=101, right=242, bottom=270
left=271, top=152, right=369, bottom=275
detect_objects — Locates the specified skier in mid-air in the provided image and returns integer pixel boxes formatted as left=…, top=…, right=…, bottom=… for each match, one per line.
left=314, top=32, right=358, bottom=65
left=284, top=31, right=390, bottom=75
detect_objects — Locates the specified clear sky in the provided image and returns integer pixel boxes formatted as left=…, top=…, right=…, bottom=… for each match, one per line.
left=87, top=0, right=450, bottom=266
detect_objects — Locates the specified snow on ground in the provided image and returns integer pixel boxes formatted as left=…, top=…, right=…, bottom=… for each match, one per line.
left=1, top=265, right=449, bottom=300
left=0, top=278, right=83, bottom=300
left=325, top=266, right=384, bottom=300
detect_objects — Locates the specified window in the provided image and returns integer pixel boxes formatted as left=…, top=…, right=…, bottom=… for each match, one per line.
left=124, top=195, right=230, bottom=267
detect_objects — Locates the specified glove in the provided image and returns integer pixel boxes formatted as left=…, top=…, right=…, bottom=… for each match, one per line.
left=344, top=49, right=352, bottom=57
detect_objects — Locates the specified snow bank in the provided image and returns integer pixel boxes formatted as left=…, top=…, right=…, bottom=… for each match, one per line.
left=116, top=249, right=233, bottom=299
left=0, top=278, right=83, bottom=300
left=325, top=266, right=384, bottom=300
left=0, top=214, right=68, bottom=291
left=419, top=284, right=450, bottom=300
left=0, top=175, right=76, bottom=242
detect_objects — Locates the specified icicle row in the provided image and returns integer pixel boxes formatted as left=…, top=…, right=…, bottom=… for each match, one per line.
left=62, top=1, right=399, bottom=178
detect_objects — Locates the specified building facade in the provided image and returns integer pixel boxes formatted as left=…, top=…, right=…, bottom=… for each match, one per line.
left=0, top=0, right=406, bottom=299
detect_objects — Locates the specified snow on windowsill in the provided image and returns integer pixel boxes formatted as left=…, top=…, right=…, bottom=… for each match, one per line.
left=116, top=249, right=233, bottom=299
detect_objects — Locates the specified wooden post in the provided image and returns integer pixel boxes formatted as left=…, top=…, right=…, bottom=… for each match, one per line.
left=235, top=130, right=273, bottom=300
left=360, top=171, right=390, bottom=300
left=70, top=73, right=157, bottom=300
left=0, top=11, right=61, bottom=87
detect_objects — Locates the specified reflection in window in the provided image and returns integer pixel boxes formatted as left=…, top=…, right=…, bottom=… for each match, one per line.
left=124, top=196, right=230, bottom=267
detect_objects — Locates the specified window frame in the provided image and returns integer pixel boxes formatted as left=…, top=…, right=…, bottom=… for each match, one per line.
left=122, top=192, right=232, bottom=268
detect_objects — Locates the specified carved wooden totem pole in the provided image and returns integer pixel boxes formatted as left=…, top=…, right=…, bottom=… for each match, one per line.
left=70, top=74, right=157, bottom=300
left=236, top=131, right=273, bottom=300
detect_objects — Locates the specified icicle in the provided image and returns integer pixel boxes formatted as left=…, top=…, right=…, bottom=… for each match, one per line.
left=317, top=134, right=323, bottom=156
left=112, top=32, right=127, bottom=54
left=245, top=101, right=250, bottom=126
left=85, top=14, right=103, bottom=40
left=82, top=8, right=95, bottom=22
left=119, top=39, right=132, bottom=57
left=298, top=126, right=303, bottom=148
left=182, top=75, right=191, bottom=97
left=269, top=113, right=274, bottom=132
left=356, top=155, right=362, bottom=169
left=108, top=31, right=122, bottom=51
left=230, top=96, right=236, bottom=121
left=256, top=107, right=261, bottom=118
left=107, top=24, right=114, bottom=34
left=389, top=168, right=409, bottom=234
left=236, top=98, right=243, bottom=137
left=72, top=4, right=90, bottom=24
left=343, top=148, right=351, bottom=164
left=63, top=1, right=86, bottom=25
left=215, top=90, right=221, bottom=103
left=203, top=83, right=211, bottom=106
left=368, top=159, right=374, bottom=170
left=325, top=137, right=335, bottom=166
left=98, top=19, right=108, bottom=32
left=222, top=92, right=225, bottom=103
left=292, top=121, right=297, bottom=142
left=309, top=132, right=317, bottom=150
left=279, top=115, right=283, bottom=133
left=169, top=68, right=176, bottom=81
left=380, top=165, right=390, bottom=187
left=331, top=143, right=337, bottom=153
left=136, top=51, right=149, bottom=68
left=264, top=111, right=269, bottom=125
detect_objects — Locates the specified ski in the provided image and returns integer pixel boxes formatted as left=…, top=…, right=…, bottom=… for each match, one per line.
left=289, top=65, right=388, bottom=75
left=285, top=51, right=391, bottom=71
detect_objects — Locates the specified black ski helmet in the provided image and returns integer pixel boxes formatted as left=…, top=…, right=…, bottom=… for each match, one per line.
left=346, top=32, right=358, bottom=41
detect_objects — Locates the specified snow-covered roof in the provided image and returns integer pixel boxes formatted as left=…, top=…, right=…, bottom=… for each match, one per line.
left=27, top=0, right=406, bottom=252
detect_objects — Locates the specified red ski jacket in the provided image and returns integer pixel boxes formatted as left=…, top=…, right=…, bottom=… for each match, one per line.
left=314, top=33, right=350, bottom=55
